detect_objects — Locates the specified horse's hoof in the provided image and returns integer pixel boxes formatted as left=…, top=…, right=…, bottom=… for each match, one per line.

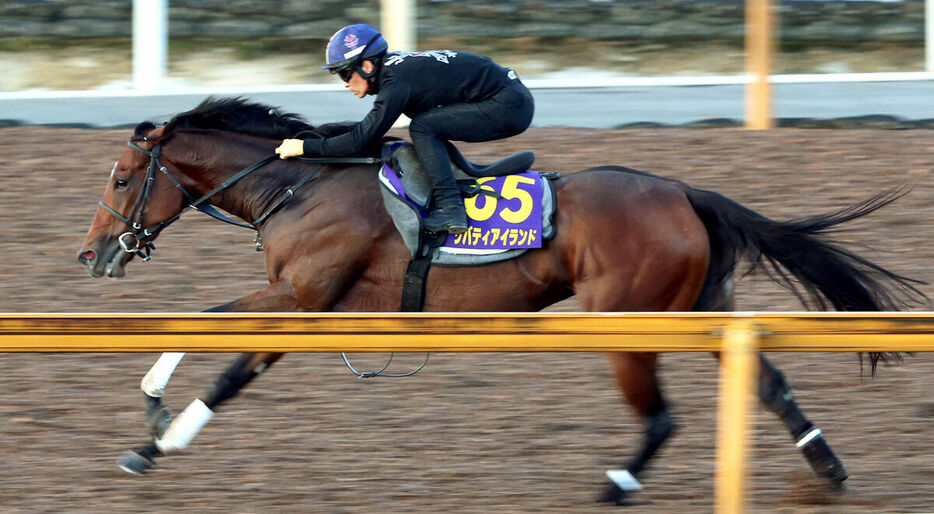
left=798, top=430, right=849, bottom=485
left=813, top=456, right=848, bottom=485
left=824, top=476, right=848, bottom=493
left=597, top=481, right=649, bottom=506
left=597, top=481, right=625, bottom=504
left=117, top=450, right=155, bottom=475
left=595, top=483, right=631, bottom=505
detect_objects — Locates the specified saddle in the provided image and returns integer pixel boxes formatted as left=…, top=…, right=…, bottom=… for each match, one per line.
left=385, top=141, right=537, bottom=208
left=444, top=141, right=536, bottom=178
left=378, top=141, right=558, bottom=267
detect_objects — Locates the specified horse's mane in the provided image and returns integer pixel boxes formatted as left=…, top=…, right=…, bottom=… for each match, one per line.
left=159, top=96, right=358, bottom=141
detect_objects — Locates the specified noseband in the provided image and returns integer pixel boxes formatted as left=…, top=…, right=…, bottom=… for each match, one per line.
left=97, top=140, right=173, bottom=261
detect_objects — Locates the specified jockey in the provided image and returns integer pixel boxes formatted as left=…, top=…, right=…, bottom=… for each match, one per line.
left=275, top=23, right=535, bottom=235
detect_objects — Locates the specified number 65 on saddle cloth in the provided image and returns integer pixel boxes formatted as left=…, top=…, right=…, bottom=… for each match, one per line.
left=378, top=143, right=557, bottom=267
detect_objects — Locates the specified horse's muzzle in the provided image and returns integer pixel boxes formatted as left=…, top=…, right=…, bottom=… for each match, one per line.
left=77, top=248, right=105, bottom=278
left=77, top=244, right=129, bottom=278
left=78, top=249, right=96, bottom=266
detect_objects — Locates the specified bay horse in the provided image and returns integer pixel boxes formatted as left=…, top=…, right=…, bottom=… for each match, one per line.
left=78, top=97, right=923, bottom=504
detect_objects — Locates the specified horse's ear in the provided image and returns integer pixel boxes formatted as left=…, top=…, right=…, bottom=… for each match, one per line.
left=131, top=122, right=169, bottom=146
left=134, top=121, right=156, bottom=138
left=147, top=126, right=168, bottom=143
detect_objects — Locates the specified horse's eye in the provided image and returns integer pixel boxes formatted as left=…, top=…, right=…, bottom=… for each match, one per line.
left=115, top=179, right=129, bottom=188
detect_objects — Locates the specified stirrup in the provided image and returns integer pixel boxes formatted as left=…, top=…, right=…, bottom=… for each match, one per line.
left=446, top=223, right=468, bottom=235
left=424, top=222, right=468, bottom=235
left=423, top=212, right=468, bottom=235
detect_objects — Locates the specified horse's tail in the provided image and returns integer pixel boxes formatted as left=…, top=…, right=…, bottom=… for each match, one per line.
left=685, top=186, right=927, bottom=373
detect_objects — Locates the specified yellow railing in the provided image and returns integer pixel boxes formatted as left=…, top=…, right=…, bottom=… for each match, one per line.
left=3, top=312, right=934, bottom=513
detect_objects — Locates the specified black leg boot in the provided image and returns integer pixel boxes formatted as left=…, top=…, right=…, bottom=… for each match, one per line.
left=423, top=187, right=469, bottom=235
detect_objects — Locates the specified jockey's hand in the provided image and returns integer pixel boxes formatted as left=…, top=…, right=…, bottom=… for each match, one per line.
left=275, top=139, right=304, bottom=159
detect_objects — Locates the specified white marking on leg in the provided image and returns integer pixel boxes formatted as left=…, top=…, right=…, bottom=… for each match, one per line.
left=141, top=352, right=186, bottom=397
left=796, top=427, right=823, bottom=448
left=606, top=469, right=643, bottom=491
left=156, top=399, right=214, bottom=453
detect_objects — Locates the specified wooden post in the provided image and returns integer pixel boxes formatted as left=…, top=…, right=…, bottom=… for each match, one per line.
left=132, top=0, right=168, bottom=90
left=715, top=320, right=760, bottom=513
left=745, top=0, right=774, bottom=129
left=381, top=0, right=417, bottom=51
left=380, top=0, right=416, bottom=128
left=927, top=0, right=934, bottom=72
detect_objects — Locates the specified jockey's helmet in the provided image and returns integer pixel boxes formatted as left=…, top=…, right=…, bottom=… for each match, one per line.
left=322, top=24, right=389, bottom=73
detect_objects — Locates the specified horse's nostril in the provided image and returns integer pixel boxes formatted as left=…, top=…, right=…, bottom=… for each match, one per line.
left=78, top=250, right=96, bottom=265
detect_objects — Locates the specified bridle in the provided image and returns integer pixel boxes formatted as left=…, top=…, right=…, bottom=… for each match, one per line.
left=98, top=139, right=172, bottom=260
left=99, top=136, right=283, bottom=260
left=99, top=134, right=379, bottom=259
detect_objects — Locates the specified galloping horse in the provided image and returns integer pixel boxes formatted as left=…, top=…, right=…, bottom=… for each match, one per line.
left=78, top=98, right=923, bottom=504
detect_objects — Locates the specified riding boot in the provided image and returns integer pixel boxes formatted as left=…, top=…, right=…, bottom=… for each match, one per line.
left=422, top=187, right=469, bottom=235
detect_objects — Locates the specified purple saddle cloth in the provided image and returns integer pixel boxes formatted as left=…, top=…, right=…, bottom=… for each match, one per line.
left=380, top=146, right=545, bottom=252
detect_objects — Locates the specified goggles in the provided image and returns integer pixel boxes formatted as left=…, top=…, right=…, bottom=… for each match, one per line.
left=335, top=66, right=355, bottom=82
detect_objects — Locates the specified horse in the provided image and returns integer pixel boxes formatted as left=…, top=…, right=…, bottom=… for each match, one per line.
left=77, top=97, right=924, bottom=504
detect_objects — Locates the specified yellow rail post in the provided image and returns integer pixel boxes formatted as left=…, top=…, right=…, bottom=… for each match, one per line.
left=745, top=0, right=774, bottom=129
left=715, top=320, right=760, bottom=514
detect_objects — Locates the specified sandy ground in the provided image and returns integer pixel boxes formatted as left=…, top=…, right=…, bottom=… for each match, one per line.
left=1, top=123, right=934, bottom=512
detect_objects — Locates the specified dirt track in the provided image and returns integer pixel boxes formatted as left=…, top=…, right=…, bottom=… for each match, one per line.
left=1, top=125, right=934, bottom=512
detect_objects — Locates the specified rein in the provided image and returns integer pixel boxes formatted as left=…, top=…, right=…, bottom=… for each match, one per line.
left=99, top=139, right=332, bottom=259
left=251, top=156, right=380, bottom=250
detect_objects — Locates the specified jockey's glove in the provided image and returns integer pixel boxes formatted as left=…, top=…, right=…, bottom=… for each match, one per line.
left=275, top=139, right=305, bottom=159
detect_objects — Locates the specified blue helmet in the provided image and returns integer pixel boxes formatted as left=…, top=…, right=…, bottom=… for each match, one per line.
left=322, top=24, right=389, bottom=71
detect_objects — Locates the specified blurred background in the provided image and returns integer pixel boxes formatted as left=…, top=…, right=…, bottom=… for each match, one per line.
left=0, top=0, right=928, bottom=91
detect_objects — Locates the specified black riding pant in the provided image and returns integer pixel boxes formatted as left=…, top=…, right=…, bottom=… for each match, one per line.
left=408, top=80, right=534, bottom=198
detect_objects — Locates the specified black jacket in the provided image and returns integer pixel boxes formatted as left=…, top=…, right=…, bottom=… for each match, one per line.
left=302, top=50, right=514, bottom=157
